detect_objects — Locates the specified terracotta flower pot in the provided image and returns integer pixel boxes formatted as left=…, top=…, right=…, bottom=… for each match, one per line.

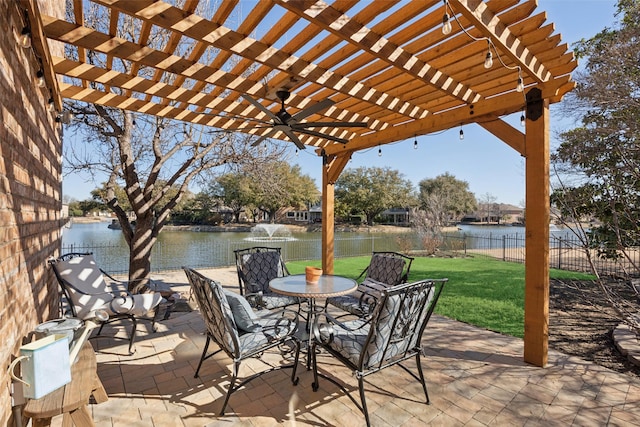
left=305, top=266, right=322, bottom=283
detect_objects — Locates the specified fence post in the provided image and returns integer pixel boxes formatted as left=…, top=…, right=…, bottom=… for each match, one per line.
left=557, top=237, right=562, bottom=270
left=502, top=235, right=506, bottom=261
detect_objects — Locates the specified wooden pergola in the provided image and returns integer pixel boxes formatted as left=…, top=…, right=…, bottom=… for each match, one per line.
left=26, top=0, right=578, bottom=367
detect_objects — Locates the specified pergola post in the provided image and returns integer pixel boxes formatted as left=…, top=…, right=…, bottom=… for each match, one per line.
left=524, top=88, right=550, bottom=367
left=321, top=155, right=335, bottom=274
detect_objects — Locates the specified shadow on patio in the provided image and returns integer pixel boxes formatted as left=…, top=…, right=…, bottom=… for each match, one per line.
left=62, top=269, right=640, bottom=426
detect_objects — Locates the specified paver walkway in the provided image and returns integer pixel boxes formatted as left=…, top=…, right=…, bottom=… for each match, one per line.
left=51, top=268, right=640, bottom=426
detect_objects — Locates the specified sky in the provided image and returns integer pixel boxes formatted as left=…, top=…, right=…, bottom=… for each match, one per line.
left=62, top=0, right=619, bottom=205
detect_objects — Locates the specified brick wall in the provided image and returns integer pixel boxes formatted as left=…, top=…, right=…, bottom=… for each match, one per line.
left=0, top=1, right=64, bottom=424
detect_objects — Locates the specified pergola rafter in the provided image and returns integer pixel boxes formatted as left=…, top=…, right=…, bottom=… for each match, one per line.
left=24, top=0, right=579, bottom=368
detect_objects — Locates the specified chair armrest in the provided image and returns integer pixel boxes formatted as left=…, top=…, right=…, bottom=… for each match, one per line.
left=258, top=308, right=300, bottom=339
left=244, top=291, right=265, bottom=309
left=312, top=311, right=370, bottom=345
left=100, top=268, right=126, bottom=283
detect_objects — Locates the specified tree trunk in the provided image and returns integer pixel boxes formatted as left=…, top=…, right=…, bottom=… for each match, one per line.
left=127, top=211, right=156, bottom=294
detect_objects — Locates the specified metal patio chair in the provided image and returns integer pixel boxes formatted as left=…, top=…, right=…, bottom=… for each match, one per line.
left=183, top=267, right=301, bottom=415
left=311, top=278, right=447, bottom=427
left=49, top=252, right=163, bottom=354
left=325, top=251, right=414, bottom=318
left=234, top=246, right=300, bottom=310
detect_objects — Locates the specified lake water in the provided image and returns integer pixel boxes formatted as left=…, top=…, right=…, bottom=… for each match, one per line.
left=61, top=221, right=409, bottom=272
left=62, top=221, right=578, bottom=273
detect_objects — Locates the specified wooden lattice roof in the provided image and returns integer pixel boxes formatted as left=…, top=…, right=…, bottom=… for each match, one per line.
left=36, top=0, right=577, bottom=156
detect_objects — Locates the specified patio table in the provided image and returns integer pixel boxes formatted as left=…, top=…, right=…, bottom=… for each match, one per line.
left=269, top=274, right=357, bottom=367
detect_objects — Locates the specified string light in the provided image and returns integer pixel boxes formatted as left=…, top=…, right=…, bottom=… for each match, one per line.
left=378, top=147, right=382, bottom=157
left=516, top=70, right=524, bottom=92
left=484, top=42, right=493, bottom=69
left=413, top=136, right=418, bottom=150
left=442, top=1, right=452, bottom=35
left=20, top=28, right=31, bottom=49
left=520, top=110, right=526, bottom=127
left=295, top=149, right=299, bottom=156
left=36, top=70, right=46, bottom=88
left=47, top=97, right=55, bottom=113
left=459, top=126, right=464, bottom=140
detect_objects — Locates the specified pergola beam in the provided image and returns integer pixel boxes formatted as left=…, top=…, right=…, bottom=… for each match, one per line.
left=276, top=0, right=480, bottom=104
left=450, top=0, right=551, bottom=84
left=322, top=76, right=570, bottom=156
left=479, top=118, right=525, bottom=155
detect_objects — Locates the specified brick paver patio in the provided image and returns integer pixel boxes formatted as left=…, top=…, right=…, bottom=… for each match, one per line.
left=50, top=268, right=640, bottom=426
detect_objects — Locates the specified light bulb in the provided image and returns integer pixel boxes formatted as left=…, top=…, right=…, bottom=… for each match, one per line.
left=36, top=70, right=46, bottom=88
left=378, top=147, right=382, bottom=157
left=442, top=13, right=452, bottom=35
left=520, top=112, right=526, bottom=127
left=295, top=149, right=299, bottom=156
left=414, top=139, right=418, bottom=150
left=48, top=98, right=55, bottom=113
left=516, top=76, right=524, bottom=92
left=484, top=51, right=493, bottom=68
left=459, top=128, right=464, bottom=140
left=20, top=28, right=31, bottom=49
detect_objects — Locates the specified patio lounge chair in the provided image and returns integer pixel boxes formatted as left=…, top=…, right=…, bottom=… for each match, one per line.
left=234, top=246, right=300, bottom=310
left=325, top=251, right=414, bottom=317
left=311, top=278, right=447, bottom=427
left=183, top=267, right=301, bottom=415
left=49, top=252, right=163, bottom=354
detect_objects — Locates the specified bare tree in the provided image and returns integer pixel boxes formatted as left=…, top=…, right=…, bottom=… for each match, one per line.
left=478, top=193, right=498, bottom=223
left=62, top=3, right=285, bottom=292
left=550, top=0, right=640, bottom=337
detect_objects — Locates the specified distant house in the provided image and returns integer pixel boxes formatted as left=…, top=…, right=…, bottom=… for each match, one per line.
left=379, top=208, right=410, bottom=225
left=461, top=203, right=524, bottom=224
left=279, top=204, right=321, bottom=223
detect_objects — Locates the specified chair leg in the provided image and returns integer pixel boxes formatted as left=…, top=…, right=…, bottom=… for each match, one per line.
left=194, top=336, right=211, bottom=378
left=358, top=374, right=371, bottom=427
left=415, top=352, right=430, bottom=404
left=291, top=339, right=301, bottom=386
left=128, top=315, right=137, bottom=355
left=311, top=341, right=319, bottom=392
left=150, top=304, right=160, bottom=332
left=220, top=360, right=240, bottom=416
left=96, top=321, right=106, bottom=337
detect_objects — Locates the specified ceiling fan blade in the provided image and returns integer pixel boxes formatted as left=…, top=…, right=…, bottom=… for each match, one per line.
left=242, top=94, right=279, bottom=122
left=291, top=99, right=335, bottom=121
left=282, top=128, right=306, bottom=150
left=296, top=128, right=349, bottom=144
left=293, top=121, right=368, bottom=129
left=200, top=111, right=273, bottom=125
left=250, top=128, right=277, bottom=147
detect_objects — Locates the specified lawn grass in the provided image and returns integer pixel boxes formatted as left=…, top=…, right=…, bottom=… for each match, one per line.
left=287, top=255, right=595, bottom=338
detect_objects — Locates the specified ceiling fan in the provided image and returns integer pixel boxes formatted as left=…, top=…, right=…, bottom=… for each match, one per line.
left=242, top=90, right=367, bottom=150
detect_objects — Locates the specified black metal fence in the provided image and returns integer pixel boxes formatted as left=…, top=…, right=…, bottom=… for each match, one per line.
left=62, top=232, right=640, bottom=278
left=441, top=233, right=640, bottom=277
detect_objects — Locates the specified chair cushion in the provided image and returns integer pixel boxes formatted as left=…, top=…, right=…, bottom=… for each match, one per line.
left=237, top=312, right=298, bottom=357
left=319, top=319, right=370, bottom=366
left=223, top=289, right=261, bottom=333
left=327, top=279, right=387, bottom=316
left=367, top=255, right=405, bottom=285
left=260, top=294, right=300, bottom=310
